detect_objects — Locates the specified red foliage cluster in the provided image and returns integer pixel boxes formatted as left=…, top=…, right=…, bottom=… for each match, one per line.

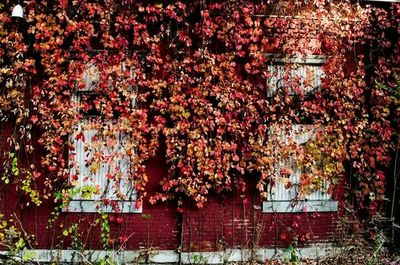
left=0, top=1, right=398, bottom=216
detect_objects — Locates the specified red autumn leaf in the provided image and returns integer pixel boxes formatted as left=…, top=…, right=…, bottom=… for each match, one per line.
left=30, top=115, right=39, bottom=124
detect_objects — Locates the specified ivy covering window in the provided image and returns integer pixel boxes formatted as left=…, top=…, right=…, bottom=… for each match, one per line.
left=266, top=54, right=325, bottom=97
left=263, top=55, right=338, bottom=213
left=262, top=125, right=338, bottom=213
left=66, top=62, right=141, bottom=213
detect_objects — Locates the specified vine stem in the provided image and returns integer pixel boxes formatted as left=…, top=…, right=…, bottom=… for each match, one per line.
left=13, top=213, right=40, bottom=265
left=74, top=251, right=94, bottom=265
left=111, top=231, right=136, bottom=259
left=390, top=134, right=400, bottom=243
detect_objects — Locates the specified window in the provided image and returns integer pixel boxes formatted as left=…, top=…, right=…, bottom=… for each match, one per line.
left=265, top=54, right=325, bottom=97
left=262, top=125, right=338, bottom=213
left=263, top=54, right=338, bottom=213
left=66, top=61, right=141, bottom=213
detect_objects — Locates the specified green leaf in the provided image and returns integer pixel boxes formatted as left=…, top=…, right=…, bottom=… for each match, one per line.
left=22, top=251, right=36, bottom=262
left=182, top=112, right=191, bottom=118
left=15, top=238, right=25, bottom=251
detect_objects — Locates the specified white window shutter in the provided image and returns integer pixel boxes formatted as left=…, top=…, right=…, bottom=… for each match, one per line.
left=264, top=124, right=338, bottom=213
left=266, top=63, right=323, bottom=97
left=66, top=59, right=141, bottom=213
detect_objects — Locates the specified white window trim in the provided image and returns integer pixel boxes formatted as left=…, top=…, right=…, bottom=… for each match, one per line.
left=64, top=60, right=142, bottom=213
left=262, top=200, right=338, bottom=213
left=67, top=200, right=142, bottom=213
left=264, top=53, right=326, bottom=64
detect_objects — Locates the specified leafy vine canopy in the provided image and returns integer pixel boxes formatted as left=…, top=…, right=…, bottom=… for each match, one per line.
left=0, top=0, right=398, bottom=214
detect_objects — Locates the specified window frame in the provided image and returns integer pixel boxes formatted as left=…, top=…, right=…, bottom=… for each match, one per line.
left=262, top=54, right=338, bottom=213
left=64, top=60, right=142, bottom=214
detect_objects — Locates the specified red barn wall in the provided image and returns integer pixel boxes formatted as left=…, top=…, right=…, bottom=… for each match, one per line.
left=0, top=137, right=344, bottom=251
left=181, top=177, right=344, bottom=252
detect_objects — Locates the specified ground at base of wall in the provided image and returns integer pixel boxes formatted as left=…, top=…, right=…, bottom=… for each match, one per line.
left=264, top=257, right=400, bottom=265
left=0, top=245, right=399, bottom=265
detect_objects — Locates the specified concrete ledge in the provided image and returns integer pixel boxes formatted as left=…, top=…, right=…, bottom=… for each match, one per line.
left=0, top=245, right=340, bottom=264
left=262, top=200, right=339, bottom=213
left=63, top=200, right=143, bottom=213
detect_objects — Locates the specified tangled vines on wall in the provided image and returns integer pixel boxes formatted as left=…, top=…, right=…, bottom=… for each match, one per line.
left=0, top=0, right=399, bottom=249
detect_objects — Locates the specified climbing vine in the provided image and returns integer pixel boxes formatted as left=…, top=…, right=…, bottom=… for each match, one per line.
left=0, top=0, right=399, bottom=255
